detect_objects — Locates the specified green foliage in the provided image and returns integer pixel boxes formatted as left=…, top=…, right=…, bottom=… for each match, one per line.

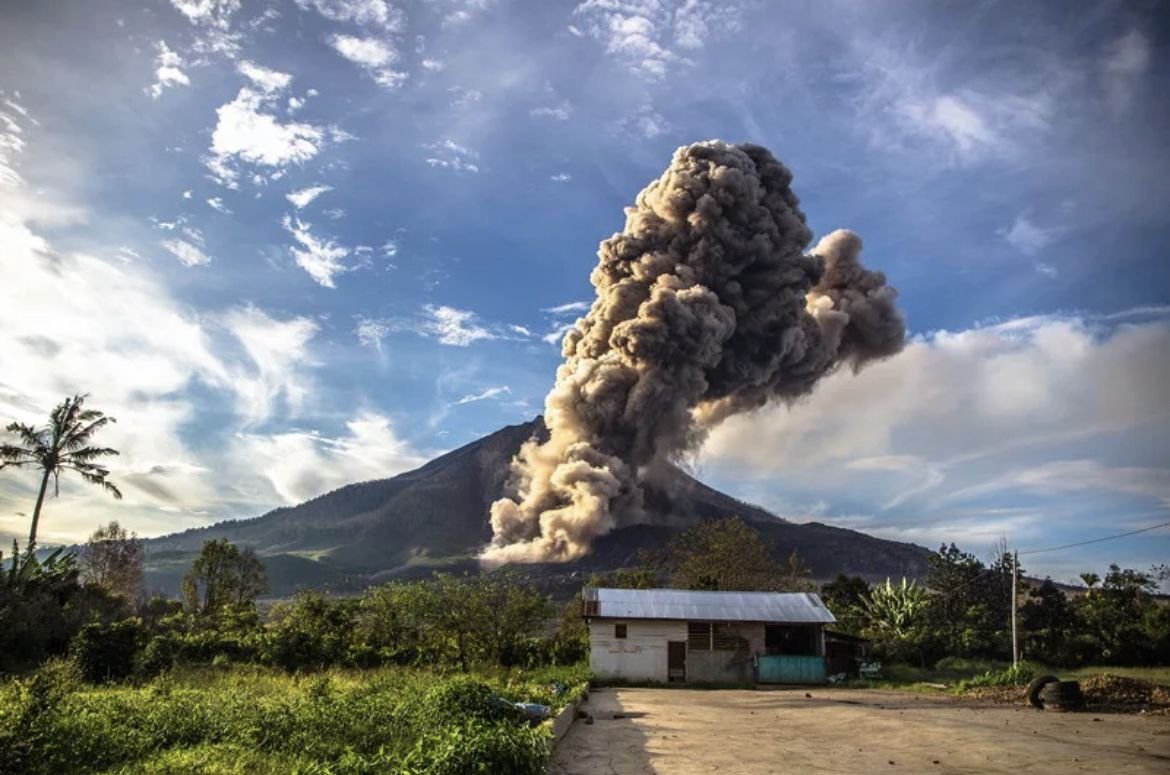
left=820, top=574, right=871, bottom=634
left=0, top=665, right=577, bottom=774
left=860, top=578, right=929, bottom=662
left=954, top=661, right=1037, bottom=692
left=182, top=539, right=268, bottom=617
left=646, top=517, right=813, bottom=592
left=0, top=543, right=125, bottom=672
left=71, top=618, right=145, bottom=683
left=264, top=591, right=359, bottom=672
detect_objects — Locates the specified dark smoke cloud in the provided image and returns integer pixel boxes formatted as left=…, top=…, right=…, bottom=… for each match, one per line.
left=483, top=141, right=905, bottom=564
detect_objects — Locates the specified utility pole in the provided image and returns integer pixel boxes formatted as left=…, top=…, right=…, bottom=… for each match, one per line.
left=1011, top=548, right=1019, bottom=670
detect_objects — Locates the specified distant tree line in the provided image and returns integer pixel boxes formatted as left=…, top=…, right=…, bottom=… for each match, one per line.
left=820, top=545, right=1170, bottom=668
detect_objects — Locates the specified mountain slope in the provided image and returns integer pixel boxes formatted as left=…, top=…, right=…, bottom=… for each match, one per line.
left=146, top=418, right=931, bottom=595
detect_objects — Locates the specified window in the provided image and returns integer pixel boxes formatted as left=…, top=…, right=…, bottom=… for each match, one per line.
left=687, top=622, right=711, bottom=650
left=713, top=623, right=742, bottom=651
left=615, top=623, right=627, bottom=639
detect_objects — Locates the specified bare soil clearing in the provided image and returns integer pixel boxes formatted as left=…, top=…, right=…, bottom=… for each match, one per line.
left=551, top=687, right=1170, bottom=774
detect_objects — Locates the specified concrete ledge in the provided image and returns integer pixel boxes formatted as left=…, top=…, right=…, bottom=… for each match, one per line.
left=551, top=692, right=587, bottom=743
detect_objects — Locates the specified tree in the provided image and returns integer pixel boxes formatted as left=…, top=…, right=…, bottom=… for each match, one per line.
left=650, top=517, right=811, bottom=592
left=181, top=539, right=267, bottom=616
left=0, top=395, right=122, bottom=552
left=820, top=574, right=871, bottom=634
left=79, top=521, right=144, bottom=603
left=1020, top=578, right=1078, bottom=665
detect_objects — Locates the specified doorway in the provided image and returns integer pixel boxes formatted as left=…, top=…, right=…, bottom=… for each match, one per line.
left=667, top=641, right=686, bottom=682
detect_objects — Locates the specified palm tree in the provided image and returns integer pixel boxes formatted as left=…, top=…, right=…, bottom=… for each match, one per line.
left=0, top=394, right=122, bottom=553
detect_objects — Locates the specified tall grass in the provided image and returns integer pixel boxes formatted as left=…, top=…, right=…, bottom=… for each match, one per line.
left=0, top=663, right=587, bottom=774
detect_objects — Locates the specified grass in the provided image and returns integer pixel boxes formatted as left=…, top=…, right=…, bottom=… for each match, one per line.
left=0, top=662, right=590, bottom=774
left=845, top=660, right=1170, bottom=694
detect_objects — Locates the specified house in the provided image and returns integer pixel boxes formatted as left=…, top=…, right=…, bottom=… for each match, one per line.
left=583, top=587, right=837, bottom=684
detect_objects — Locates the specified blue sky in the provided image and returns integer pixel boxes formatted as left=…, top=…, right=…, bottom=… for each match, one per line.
left=1, top=0, right=1167, bottom=584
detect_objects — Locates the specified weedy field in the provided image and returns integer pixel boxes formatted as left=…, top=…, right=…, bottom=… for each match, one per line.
left=0, top=662, right=590, bottom=774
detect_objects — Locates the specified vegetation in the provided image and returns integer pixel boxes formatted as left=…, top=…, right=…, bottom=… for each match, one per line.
left=80, top=521, right=144, bottom=603
left=607, top=517, right=816, bottom=592
left=0, top=394, right=122, bottom=552
left=0, top=663, right=584, bottom=774
left=823, top=547, right=1170, bottom=670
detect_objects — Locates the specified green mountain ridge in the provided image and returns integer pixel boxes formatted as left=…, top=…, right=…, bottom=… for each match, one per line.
left=142, top=418, right=932, bottom=597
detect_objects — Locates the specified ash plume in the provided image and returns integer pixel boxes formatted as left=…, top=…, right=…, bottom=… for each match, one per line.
left=483, top=141, right=905, bottom=564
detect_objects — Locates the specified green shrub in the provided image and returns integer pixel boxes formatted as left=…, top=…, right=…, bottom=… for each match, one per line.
left=956, top=661, right=1037, bottom=692
left=72, top=618, right=144, bottom=683
left=399, top=720, right=549, bottom=775
left=141, top=635, right=180, bottom=677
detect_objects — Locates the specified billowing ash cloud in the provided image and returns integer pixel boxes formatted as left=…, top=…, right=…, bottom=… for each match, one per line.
left=483, top=141, right=906, bottom=564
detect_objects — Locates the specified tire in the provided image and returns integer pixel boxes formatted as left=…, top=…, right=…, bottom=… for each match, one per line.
left=1041, top=681, right=1085, bottom=711
left=1026, top=675, right=1059, bottom=709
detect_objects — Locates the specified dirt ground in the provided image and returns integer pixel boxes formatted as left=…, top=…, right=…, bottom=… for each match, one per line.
left=550, top=687, right=1170, bottom=774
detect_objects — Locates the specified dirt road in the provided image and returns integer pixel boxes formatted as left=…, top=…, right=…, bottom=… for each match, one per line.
left=550, top=687, right=1170, bottom=774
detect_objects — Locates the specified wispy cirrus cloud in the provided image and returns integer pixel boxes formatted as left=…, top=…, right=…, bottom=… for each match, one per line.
left=454, top=385, right=511, bottom=405
left=286, top=184, right=332, bottom=209
left=161, top=238, right=211, bottom=267
left=424, top=139, right=479, bottom=172
left=282, top=215, right=350, bottom=288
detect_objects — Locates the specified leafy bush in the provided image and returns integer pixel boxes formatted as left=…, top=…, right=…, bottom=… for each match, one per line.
left=956, top=661, right=1037, bottom=692
left=399, top=720, right=549, bottom=775
left=72, top=618, right=144, bottom=683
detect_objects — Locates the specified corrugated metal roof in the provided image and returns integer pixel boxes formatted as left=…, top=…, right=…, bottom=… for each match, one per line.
left=584, top=587, right=836, bottom=624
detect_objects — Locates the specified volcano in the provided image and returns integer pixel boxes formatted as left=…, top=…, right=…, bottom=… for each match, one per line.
left=144, top=418, right=931, bottom=597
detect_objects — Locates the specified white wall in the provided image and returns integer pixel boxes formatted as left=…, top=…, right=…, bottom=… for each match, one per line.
left=589, top=619, right=687, bottom=682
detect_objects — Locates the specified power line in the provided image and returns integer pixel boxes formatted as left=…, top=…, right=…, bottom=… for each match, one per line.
left=1018, top=520, right=1170, bottom=557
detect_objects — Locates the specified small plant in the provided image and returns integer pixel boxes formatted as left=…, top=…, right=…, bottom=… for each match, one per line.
left=956, top=661, right=1037, bottom=692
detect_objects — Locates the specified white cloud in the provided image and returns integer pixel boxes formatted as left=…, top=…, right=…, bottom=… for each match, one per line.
left=454, top=385, right=511, bottom=405
left=169, top=0, right=240, bottom=28
left=999, top=213, right=1060, bottom=256
left=421, top=58, right=445, bottom=71
left=286, top=184, right=332, bottom=209
left=161, top=238, right=211, bottom=267
left=237, top=60, right=292, bottom=92
left=328, top=35, right=408, bottom=88
left=231, top=412, right=425, bottom=505
left=703, top=312, right=1170, bottom=557
left=845, top=36, right=1052, bottom=166
left=295, top=0, right=404, bottom=31
left=206, top=196, right=231, bottom=214
left=0, top=216, right=231, bottom=541
left=421, top=304, right=497, bottom=346
left=550, top=172, right=572, bottom=183
left=354, top=316, right=390, bottom=351
left=282, top=215, right=349, bottom=288
left=543, top=301, right=590, bottom=315
left=424, top=139, right=479, bottom=172
left=530, top=102, right=572, bottom=120
left=182, top=190, right=192, bottom=199
left=149, top=41, right=190, bottom=99
left=571, top=0, right=739, bottom=80
left=222, top=305, right=318, bottom=425
left=207, top=87, right=325, bottom=187
left=168, top=0, right=242, bottom=58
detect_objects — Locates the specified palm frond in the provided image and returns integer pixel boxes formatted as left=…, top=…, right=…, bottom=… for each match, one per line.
left=63, top=445, right=120, bottom=463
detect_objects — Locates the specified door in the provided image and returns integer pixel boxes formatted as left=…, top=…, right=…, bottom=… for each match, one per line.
left=667, top=641, right=686, bottom=683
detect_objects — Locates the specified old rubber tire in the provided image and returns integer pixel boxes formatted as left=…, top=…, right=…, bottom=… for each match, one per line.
left=1041, top=680, right=1085, bottom=711
left=1026, top=675, right=1059, bottom=708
